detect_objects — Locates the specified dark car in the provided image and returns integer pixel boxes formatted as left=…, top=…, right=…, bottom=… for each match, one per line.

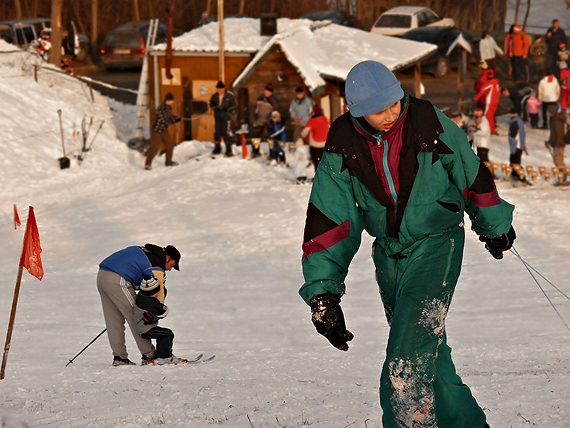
left=399, top=27, right=479, bottom=78
left=299, top=10, right=356, bottom=27
left=99, top=21, right=178, bottom=70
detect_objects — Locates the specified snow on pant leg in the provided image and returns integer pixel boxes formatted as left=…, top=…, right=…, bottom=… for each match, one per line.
left=142, top=327, right=175, bottom=358
left=97, top=270, right=155, bottom=359
left=161, top=131, right=176, bottom=164
left=374, top=230, right=485, bottom=428
left=145, top=130, right=162, bottom=167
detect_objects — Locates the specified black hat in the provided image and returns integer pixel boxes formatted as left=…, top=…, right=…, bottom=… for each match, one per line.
left=164, top=92, right=174, bottom=101
left=265, top=83, right=274, bottom=92
left=139, top=275, right=160, bottom=296
left=295, top=86, right=304, bottom=93
left=216, top=81, right=226, bottom=89
left=165, top=245, right=181, bottom=270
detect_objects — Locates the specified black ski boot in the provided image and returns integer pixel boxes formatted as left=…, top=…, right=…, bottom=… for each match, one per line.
left=225, top=143, right=234, bottom=157
left=212, top=142, right=222, bottom=155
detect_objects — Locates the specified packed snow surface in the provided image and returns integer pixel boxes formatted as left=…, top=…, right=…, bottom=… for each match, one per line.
left=0, top=45, right=569, bottom=428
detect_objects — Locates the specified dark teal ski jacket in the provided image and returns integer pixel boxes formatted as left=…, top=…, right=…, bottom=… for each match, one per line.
left=300, top=96, right=514, bottom=304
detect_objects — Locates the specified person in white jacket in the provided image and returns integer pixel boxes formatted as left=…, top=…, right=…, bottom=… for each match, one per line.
left=471, top=107, right=492, bottom=162
left=479, top=31, right=504, bottom=71
left=538, top=70, right=561, bottom=129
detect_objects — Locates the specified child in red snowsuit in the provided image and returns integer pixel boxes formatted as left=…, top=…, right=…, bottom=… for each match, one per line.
left=473, top=70, right=501, bottom=133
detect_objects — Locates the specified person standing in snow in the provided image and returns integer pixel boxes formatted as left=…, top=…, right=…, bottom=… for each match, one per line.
left=209, top=80, right=237, bottom=157
left=300, top=104, right=330, bottom=170
left=145, top=92, right=181, bottom=170
left=133, top=275, right=186, bottom=365
left=508, top=25, right=530, bottom=82
left=268, top=110, right=287, bottom=165
left=473, top=69, right=500, bottom=134
left=545, top=19, right=567, bottom=77
left=557, top=42, right=570, bottom=110
left=250, top=83, right=279, bottom=158
left=97, top=244, right=181, bottom=366
left=479, top=31, right=503, bottom=71
left=545, top=104, right=568, bottom=173
left=299, top=61, right=515, bottom=428
left=538, top=69, right=561, bottom=129
left=471, top=107, right=492, bottom=163
left=526, top=90, right=542, bottom=129
left=507, top=108, right=528, bottom=182
left=289, top=86, right=314, bottom=144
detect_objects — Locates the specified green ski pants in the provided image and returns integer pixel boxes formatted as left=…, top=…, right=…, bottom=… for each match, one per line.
left=373, top=229, right=486, bottom=428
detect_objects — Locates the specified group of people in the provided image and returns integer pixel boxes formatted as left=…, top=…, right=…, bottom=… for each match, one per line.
left=208, top=81, right=331, bottom=183
left=469, top=19, right=569, bottom=176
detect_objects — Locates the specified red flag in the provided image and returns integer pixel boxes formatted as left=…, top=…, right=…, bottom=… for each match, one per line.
left=13, top=204, right=21, bottom=228
left=19, top=207, right=43, bottom=280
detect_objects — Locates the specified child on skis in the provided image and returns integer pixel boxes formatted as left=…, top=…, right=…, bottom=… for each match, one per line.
left=134, top=274, right=187, bottom=365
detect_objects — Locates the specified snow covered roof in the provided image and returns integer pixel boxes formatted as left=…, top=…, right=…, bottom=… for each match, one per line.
left=150, top=17, right=319, bottom=54
left=150, top=17, right=436, bottom=96
left=233, top=22, right=437, bottom=95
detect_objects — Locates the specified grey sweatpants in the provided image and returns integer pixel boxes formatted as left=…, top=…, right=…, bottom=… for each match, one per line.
left=97, top=269, right=155, bottom=359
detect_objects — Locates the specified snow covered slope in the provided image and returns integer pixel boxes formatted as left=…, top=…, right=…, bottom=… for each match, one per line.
left=0, top=46, right=569, bottom=428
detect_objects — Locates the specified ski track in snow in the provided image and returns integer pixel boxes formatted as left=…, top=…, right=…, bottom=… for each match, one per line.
left=0, top=39, right=569, bottom=427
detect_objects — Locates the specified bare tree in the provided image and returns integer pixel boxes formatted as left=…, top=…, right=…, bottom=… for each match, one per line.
left=50, top=0, right=63, bottom=67
left=133, top=0, right=140, bottom=21
left=13, top=0, right=22, bottom=18
left=91, top=0, right=99, bottom=45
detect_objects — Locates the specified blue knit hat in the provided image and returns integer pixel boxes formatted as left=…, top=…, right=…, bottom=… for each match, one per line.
left=345, top=61, right=404, bottom=117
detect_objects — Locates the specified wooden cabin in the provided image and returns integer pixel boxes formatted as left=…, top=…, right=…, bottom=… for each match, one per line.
left=148, top=17, right=436, bottom=144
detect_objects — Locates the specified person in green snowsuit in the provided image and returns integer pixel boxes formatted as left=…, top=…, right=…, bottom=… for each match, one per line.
left=299, top=61, right=516, bottom=428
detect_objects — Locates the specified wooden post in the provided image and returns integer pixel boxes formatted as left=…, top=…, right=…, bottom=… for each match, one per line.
left=1, top=266, right=24, bottom=380
left=414, top=62, right=422, bottom=99
left=218, top=0, right=225, bottom=83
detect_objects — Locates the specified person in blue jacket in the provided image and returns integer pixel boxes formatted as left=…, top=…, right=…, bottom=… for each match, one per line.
left=97, top=243, right=180, bottom=366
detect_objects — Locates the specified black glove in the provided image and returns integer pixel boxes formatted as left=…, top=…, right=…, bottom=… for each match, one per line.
left=479, top=226, right=516, bottom=259
left=310, top=292, right=354, bottom=351
left=142, top=311, right=158, bottom=325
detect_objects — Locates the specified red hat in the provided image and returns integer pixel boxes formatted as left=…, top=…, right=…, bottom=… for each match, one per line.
left=514, top=24, right=521, bottom=31
left=560, top=42, right=567, bottom=48
left=265, top=83, right=274, bottom=92
left=474, top=108, right=484, bottom=116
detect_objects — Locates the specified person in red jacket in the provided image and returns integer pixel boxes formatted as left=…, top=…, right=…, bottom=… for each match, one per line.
left=473, top=69, right=501, bottom=134
left=300, top=104, right=330, bottom=170
left=509, top=25, right=530, bottom=82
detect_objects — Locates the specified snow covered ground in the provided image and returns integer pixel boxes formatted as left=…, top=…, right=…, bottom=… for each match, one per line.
left=1, top=41, right=570, bottom=428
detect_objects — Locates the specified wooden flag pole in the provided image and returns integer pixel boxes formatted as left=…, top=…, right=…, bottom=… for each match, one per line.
left=1, top=266, right=24, bottom=380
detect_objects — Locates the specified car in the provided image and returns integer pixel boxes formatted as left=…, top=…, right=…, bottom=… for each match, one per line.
left=370, top=6, right=454, bottom=36
left=0, top=17, right=89, bottom=61
left=399, top=26, right=479, bottom=78
left=99, top=21, right=179, bottom=70
left=299, top=10, right=356, bottom=27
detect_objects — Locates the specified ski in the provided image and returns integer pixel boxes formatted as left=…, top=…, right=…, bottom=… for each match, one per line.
left=187, top=354, right=215, bottom=364
left=187, top=353, right=203, bottom=363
